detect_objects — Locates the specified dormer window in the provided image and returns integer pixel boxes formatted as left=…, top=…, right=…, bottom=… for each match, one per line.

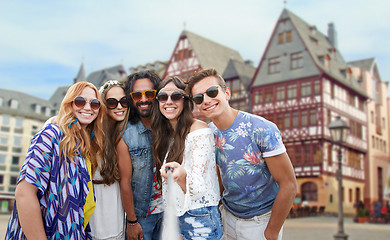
left=309, top=25, right=317, bottom=35
left=341, top=68, right=352, bottom=81
left=35, top=104, right=41, bottom=114
left=9, top=99, right=19, bottom=109
left=0, top=97, right=3, bottom=107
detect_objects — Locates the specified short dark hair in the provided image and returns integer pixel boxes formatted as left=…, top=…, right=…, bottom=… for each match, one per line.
left=186, top=68, right=226, bottom=97
left=124, top=71, right=161, bottom=124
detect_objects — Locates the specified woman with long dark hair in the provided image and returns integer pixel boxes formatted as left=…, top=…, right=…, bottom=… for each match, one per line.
left=151, top=77, right=223, bottom=240
left=89, top=80, right=130, bottom=240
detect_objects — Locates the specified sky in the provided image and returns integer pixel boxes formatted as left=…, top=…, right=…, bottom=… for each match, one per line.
left=1, top=0, right=390, bottom=100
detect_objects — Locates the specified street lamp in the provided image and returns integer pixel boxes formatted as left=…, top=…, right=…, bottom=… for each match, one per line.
left=328, top=116, right=350, bottom=240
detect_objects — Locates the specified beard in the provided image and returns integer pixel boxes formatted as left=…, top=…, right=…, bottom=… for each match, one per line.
left=135, top=101, right=152, bottom=118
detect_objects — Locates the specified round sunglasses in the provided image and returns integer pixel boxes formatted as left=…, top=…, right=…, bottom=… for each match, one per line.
left=156, top=91, right=185, bottom=103
left=105, top=97, right=129, bottom=109
left=73, top=96, right=101, bottom=110
left=192, top=86, right=220, bottom=104
left=130, top=90, right=157, bottom=101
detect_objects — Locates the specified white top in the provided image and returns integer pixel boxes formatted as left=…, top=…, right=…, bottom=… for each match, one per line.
left=89, top=167, right=125, bottom=240
left=162, top=128, right=221, bottom=216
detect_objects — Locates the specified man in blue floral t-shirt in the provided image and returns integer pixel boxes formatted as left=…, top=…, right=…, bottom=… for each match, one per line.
left=187, top=68, right=297, bottom=240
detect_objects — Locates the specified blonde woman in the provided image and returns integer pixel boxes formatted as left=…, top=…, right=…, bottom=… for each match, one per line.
left=89, top=80, right=130, bottom=240
left=6, top=82, right=105, bottom=239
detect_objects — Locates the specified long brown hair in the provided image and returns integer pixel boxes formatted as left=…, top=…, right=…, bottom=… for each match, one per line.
left=56, top=82, right=105, bottom=174
left=151, top=77, right=194, bottom=187
left=99, top=82, right=130, bottom=185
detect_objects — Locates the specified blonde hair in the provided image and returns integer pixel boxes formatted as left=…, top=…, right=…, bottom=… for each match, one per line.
left=56, top=82, right=106, bottom=173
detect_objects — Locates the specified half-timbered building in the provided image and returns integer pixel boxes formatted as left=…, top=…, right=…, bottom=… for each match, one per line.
left=250, top=9, right=369, bottom=214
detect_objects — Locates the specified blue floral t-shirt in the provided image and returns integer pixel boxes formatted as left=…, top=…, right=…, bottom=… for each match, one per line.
left=210, top=111, right=286, bottom=219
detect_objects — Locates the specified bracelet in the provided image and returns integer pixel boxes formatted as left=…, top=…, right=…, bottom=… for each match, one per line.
left=126, top=218, right=138, bottom=225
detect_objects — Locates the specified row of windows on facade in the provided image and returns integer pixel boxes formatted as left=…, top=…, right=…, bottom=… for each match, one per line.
left=372, top=136, right=388, bottom=153
left=0, top=98, right=54, bottom=116
left=253, top=80, right=365, bottom=112
left=302, top=181, right=363, bottom=204
left=0, top=115, right=39, bottom=135
left=286, top=144, right=362, bottom=170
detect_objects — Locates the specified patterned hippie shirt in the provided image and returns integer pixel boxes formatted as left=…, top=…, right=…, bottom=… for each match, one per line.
left=210, top=111, right=286, bottom=219
left=5, top=123, right=92, bottom=239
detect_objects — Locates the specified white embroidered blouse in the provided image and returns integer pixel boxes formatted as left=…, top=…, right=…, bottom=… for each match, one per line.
left=162, top=127, right=221, bottom=216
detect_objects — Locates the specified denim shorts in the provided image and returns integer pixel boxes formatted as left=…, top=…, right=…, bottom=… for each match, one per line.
left=178, top=205, right=224, bottom=240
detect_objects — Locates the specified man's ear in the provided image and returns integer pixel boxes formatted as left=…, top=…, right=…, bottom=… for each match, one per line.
left=224, top=87, right=231, bottom=101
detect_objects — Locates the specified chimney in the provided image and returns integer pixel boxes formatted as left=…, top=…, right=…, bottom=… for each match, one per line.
left=327, top=22, right=337, bottom=49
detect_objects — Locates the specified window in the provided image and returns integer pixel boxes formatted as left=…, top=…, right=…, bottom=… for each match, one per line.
left=349, top=189, right=353, bottom=203
left=276, top=113, right=284, bottom=130
left=314, top=80, right=321, bottom=95
left=265, top=88, right=273, bottom=103
left=0, top=137, right=8, bottom=146
left=310, top=109, right=317, bottom=125
left=301, top=110, right=308, bottom=126
left=254, top=89, right=263, bottom=104
left=301, top=182, right=318, bottom=201
left=13, top=136, right=22, bottom=147
left=276, top=86, right=285, bottom=101
left=0, top=155, right=5, bottom=164
left=174, top=49, right=192, bottom=61
left=331, top=84, right=335, bottom=99
left=278, top=33, right=284, bottom=44
left=284, top=113, right=290, bottom=128
left=292, top=112, right=299, bottom=127
left=295, top=145, right=302, bottom=165
left=291, top=52, right=303, bottom=69
left=301, top=82, right=311, bottom=97
left=10, top=176, right=18, bottom=185
left=231, top=79, right=241, bottom=94
left=370, top=111, right=374, bottom=124
left=287, top=84, right=297, bottom=99
left=268, top=57, right=280, bottom=74
left=9, top=99, right=19, bottom=109
left=0, top=175, right=3, bottom=184
left=328, top=145, right=333, bottom=165
left=2, top=115, right=10, bottom=125
left=12, top=156, right=19, bottom=165
left=286, top=31, right=292, bottom=42
left=303, top=145, right=311, bottom=165
left=0, top=97, right=3, bottom=106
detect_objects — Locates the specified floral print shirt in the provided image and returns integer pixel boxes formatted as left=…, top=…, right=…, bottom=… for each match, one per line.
left=210, top=111, right=286, bottom=219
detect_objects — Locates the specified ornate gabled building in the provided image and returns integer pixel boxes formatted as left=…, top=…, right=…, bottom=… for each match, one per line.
left=250, top=8, right=369, bottom=214
left=163, top=30, right=250, bottom=120
left=0, top=89, right=54, bottom=211
left=349, top=58, right=390, bottom=206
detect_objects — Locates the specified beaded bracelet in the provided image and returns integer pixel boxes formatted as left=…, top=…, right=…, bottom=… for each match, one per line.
left=127, top=219, right=138, bottom=226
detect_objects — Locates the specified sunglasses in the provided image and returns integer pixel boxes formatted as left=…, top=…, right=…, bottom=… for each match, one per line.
left=106, top=97, right=129, bottom=109
left=73, top=96, right=101, bottom=110
left=192, top=86, right=220, bottom=104
left=130, top=90, right=157, bottom=101
left=156, top=91, right=185, bottom=103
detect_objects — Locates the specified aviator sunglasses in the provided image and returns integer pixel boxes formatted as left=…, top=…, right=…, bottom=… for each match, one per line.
left=192, top=86, right=221, bottom=104
left=130, top=90, right=157, bottom=101
left=73, top=96, right=101, bottom=110
left=156, top=91, right=185, bottom=103
left=105, top=97, right=130, bottom=109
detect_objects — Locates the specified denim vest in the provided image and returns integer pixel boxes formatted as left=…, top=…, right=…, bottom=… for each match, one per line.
left=122, top=121, right=154, bottom=219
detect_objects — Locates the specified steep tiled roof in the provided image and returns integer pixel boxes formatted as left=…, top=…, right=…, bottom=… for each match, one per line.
left=223, top=59, right=256, bottom=88
left=348, top=57, right=375, bottom=72
left=0, top=88, right=54, bottom=121
left=282, top=9, right=365, bottom=95
left=87, top=65, right=127, bottom=89
left=49, top=85, right=70, bottom=110
left=182, top=30, right=244, bottom=74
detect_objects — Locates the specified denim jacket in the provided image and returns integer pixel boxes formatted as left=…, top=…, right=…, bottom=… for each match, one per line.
left=122, top=121, right=154, bottom=219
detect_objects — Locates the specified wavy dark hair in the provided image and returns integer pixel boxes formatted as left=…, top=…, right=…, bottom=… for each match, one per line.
left=124, top=71, right=161, bottom=124
left=99, top=82, right=130, bottom=185
left=151, top=76, right=194, bottom=187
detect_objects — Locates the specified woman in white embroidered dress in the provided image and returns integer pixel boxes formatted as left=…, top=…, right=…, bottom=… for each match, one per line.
left=89, top=80, right=130, bottom=240
left=151, top=77, right=223, bottom=240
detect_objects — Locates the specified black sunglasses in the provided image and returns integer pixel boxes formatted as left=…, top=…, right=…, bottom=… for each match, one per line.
left=73, top=96, right=101, bottom=110
left=156, top=91, right=185, bottom=103
left=192, top=86, right=220, bottom=104
left=130, top=90, right=157, bottom=101
left=106, top=97, right=129, bottom=109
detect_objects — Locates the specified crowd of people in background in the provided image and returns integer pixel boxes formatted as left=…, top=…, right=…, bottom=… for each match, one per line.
left=4, top=68, right=297, bottom=240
